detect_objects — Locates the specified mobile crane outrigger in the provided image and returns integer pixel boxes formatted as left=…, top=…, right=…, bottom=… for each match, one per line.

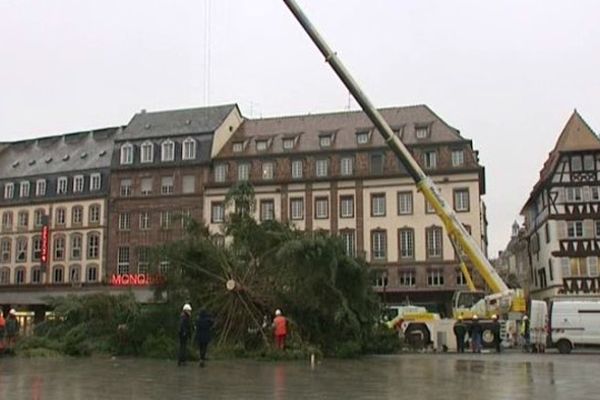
left=282, top=0, right=530, bottom=347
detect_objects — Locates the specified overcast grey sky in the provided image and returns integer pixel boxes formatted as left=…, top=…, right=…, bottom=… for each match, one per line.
left=1, top=0, right=599, bottom=256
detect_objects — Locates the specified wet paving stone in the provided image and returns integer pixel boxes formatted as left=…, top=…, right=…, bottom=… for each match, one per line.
left=1, top=352, right=600, bottom=399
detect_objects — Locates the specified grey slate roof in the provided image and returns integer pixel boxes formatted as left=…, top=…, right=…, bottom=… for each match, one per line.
left=119, top=104, right=237, bottom=141
left=0, top=127, right=120, bottom=179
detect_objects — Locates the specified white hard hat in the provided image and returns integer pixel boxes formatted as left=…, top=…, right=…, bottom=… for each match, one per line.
left=523, top=315, right=528, bottom=320
left=275, top=309, right=282, bottom=316
left=9, top=309, right=16, bottom=315
left=472, top=314, right=478, bottom=320
left=492, top=314, right=498, bottom=320
left=183, top=304, right=192, bottom=312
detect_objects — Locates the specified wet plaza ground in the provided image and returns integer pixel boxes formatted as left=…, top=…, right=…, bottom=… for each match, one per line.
left=1, top=351, right=600, bottom=399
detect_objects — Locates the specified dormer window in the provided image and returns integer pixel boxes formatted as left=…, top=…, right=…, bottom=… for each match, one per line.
left=415, top=124, right=430, bottom=140
left=232, top=142, right=244, bottom=153
left=182, top=138, right=196, bottom=160
left=4, top=183, right=14, bottom=199
left=57, top=177, right=68, bottom=194
left=120, top=143, right=133, bottom=165
left=140, top=141, right=154, bottom=163
left=73, top=175, right=84, bottom=193
left=256, top=140, right=268, bottom=152
left=90, top=173, right=101, bottom=191
left=283, top=138, right=295, bottom=150
left=161, top=140, right=175, bottom=162
left=356, top=131, right=370, bottom=145
left=451, top=150, right=465, bottom=167
left=319, top=134, right=333, bottom=148
left=19, top=181, right=30, bottom=198
left=36, top=179, right=46, bottom=196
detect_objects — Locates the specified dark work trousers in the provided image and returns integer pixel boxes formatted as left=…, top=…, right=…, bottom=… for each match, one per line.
left=178, top=337, right=189, bottom=365
left=456, top=334, right=466, bottom=353
left=198, top=342, right=208, bottom=361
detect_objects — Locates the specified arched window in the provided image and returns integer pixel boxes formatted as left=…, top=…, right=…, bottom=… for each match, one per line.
left=86, top=264, right=99, bottom=283
left=88, top=204, right=101, bottom=224
left=0, top=267, right=10, bottom=284
left=161, top=140, right=175, bottom=162
left=15, top=266, right=26, bottom=285
left=72, top=205, right=84, bottom=225
left=34, top=209, right=46, bottom=227
left=55, top=207, right=66, bottom=225
left=140, top=141, right=154, bottom=163
left=69, top=264, right=81, bottom=283
left=70, top=233, right=83, bottom=260
left=53, top=234, right=66, bottom=261
left=120, top=143, right=134, bottom=165
left=31, top=266, right=42, bottom=284
left=1, top=238, right=11, bottom=263
left=16, top=236, right=28, bottom=263
left=2, top=211, right=13, bottom=230
left=182, top=137, right=196, bottom=160
left=53, top=265, right=64, bottom=283
left=87, top=232, right=100, bottom=259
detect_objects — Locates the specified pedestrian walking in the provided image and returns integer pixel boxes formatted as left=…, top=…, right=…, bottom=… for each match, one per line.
left=491, top=314, right=501, bottom=353
left=520, top=315, right=530, bottom=352
left=195, top=310, right=214, bottom=368
left=453, top=316, right=467, bottom=353
left=177, top=303, right=193, bottom=366
left=6, top=309, right=20, bottom=354
left=0, top=309, right=6, bottom=354
left=272, top=309, right=288, bottom=350
left=470, top=314, right=482, bottom=353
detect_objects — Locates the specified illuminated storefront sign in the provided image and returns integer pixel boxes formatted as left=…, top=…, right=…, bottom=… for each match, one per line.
left=110, top=274, right=165, bottom=286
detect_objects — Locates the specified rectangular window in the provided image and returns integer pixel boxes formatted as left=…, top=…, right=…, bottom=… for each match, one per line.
left=426, top=227, right=443, bottom=258
left=32, top=237, right=41, bottom=261
left=54, top=237, right=65, bottom=260
left=451, top=150, right=465, bottom=167
left=73, top=175, right=84, bottom=193
left=356, top=131, right=369, bottom=144
left=138, top=247, right=149, bottom=274
left=71, top=235, right=82, bottom=259
left=315, top=197, right=329, bottom=219
left=214, top=164, right=227, bottom=183
left=588, top=257, right=599, bottom=277
left=117, top=247, right=130, bottom=274
left=238, top=163, right=250, bottom=181
left=57, top=177, right=68, bottom=194
left=370, top=153, right=384, bottom=175
left=56, top=209, right=66, bottom=225
left=415, top=125, right=430, bottom=139
left=596, top=220, right=600, bottom=237
left=340, top=196, right=354, bottom=218
left=232, top=142, right=244, bottom=153
left=161, top=141, right=175, bottom=161
left=341, top=230, right=356, bottom=257
left=283, top=138, right=295, bottom=150
left=399, top=228, right=414, bottom=259
left=454, top=189, right=470, bottom=212
left=36, top=179, right=46, bottom=196
left=120, top=179, right=133, bottom=197
left=566, top=187, right=582, bottom=202
left=1, top=240, right=10, bottom=263
left=399, top=270, right=416, bottom=287
left=371, top=193, right=386, bottom=216
left=315, top=159, right=329, bottom=178
left=2, top=212, right=13, bottom=230
left=397, top=192, right=413, bottom=215
left=89, top=205, right=100, bottom=224
left=340, top=157, right=354, bottom=176
left=425, top=198, right=436, bottom=214
left=262, top=162, right=274, bottom=180
left=141, top=177, right=153, bottom=195
left=567, top=221, right=584, bottom=238
left=19, top=181, right=30, bottom=198
left=90, top=174, right=101, bottom=191
left=583, top=155, right=594, bottom=171
left=571, top=155, right=582, bottom=172
left=160, top=211, right=172, bottom=229
left=260, top=199, right=275, bottom=221
left=256, top=140, right=268, bottom=151
left=4, top=183, right=14, bottom=199
left=428, top=269, right=444, bottom=287
left=456, top=268, right=468, bottom=286
left=34, top=210, right=44, bottom=227
left=373, top=271, right=389, bottom=288
left=141, top=142, right=154, bottom=163
left=16, top=238, right=27, bottom=262
left=290, top=198, right=304, bottom=220
left=182, top=139, right=196, bottom=160
left=182, top=175, right=195, bottom=194
left=161, top=176, right=174, bottom=195
left=371, top=230, right=387, bottom=261
left=291, top=160, right=303, bottom=179
left=71, top=207, right=82, bottom=225
left=319, top=135, right=332, bottom=148
left=87, top=266, right=98, bottom=282
left=121, top=145, right=133, bottom=165
left=211, top=202, right=224, bottom=223
left=88, top=234, right=100, bottom=259
left=32, top=268, right=42, bottom=284
left=139, top=212, right=150, bottom=230
left=119, top=213, right=131, bottom=230
left=591, top=186, right=599, bottom=201
left=423, top=151, right=436, bottom=169
left=18, top=211, right=29, bottom=228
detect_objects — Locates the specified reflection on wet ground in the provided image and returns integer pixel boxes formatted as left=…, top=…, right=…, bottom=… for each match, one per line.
left=1, top=352, right=599, bottom=399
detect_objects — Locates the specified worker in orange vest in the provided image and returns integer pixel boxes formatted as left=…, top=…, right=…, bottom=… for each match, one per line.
left=272, top=309, right=288, bottom=350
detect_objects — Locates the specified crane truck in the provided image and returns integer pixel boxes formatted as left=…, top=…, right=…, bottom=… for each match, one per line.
left=283, top=0, right=540, bottom=350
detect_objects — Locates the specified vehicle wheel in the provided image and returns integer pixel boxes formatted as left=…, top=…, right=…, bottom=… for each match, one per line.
left=481, top=328, right=495, bottom=347
left=556, top=339, right=572, bottom=354
left=405, top=323, right=430, bottom=349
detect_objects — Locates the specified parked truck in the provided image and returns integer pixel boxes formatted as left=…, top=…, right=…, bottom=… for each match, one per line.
left=283, top=0, right=544, bottom=351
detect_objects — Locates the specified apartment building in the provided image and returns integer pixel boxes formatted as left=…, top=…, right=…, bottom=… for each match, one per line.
left=205, top=105, right=487, bottom=314
left=521, top=111, right=600, bottom=300
left=0, top=128, right=118, bottom=310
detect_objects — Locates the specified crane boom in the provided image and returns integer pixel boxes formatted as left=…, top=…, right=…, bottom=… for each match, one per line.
left=282, top=0, right=516, bottom=309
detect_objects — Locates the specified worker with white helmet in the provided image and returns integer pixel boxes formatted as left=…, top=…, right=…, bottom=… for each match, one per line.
left=273, top=309, right=288, bottom=350
left=177, top=303, right=193, bottom=366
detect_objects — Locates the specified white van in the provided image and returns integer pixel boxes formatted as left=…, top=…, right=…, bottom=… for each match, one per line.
left=549, top=299, right=600, bottom=354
